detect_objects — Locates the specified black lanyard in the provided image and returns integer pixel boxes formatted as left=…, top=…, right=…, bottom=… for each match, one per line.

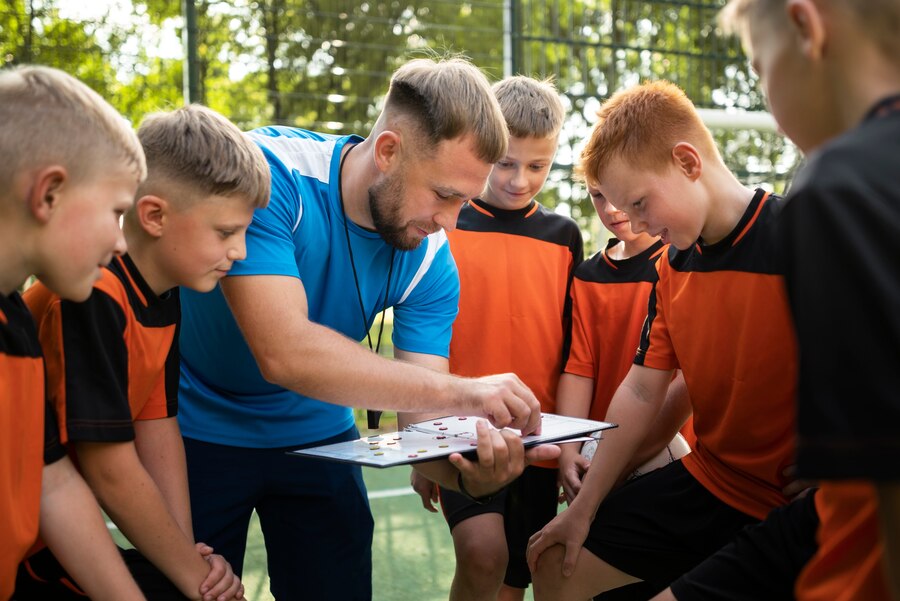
left=338, top=142, right=394, bottom=429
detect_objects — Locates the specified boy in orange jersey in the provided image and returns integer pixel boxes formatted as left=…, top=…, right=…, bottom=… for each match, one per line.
left=526, top=80, right=799, bottom=600
left=16, top=104, right=270, bottom=601
left=0, top=65, right=147, bottom=601
left=557, top=180, right=694, bottom=601
left=557, top=179, right=694, bottom=508
left=647, top=2, right=900, bottom=601
left=409, top=75, right=582, bottom=601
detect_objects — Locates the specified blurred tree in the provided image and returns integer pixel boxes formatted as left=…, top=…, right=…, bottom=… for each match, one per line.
left=0, top=0, right=797, bottom=251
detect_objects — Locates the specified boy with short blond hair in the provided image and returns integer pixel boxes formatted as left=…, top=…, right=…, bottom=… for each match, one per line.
left=16, top=104, right=269, bottom=601
left=411, top=75, right=582, bottom=601
left=646, top=3, right=900, bottom=601
left=526, top=80, right=800, bottom=600
left=0, top=64, right=147, bottom=601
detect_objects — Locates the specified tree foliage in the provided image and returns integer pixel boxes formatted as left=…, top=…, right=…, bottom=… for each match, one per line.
left=0, top=0, right=796, bottom=251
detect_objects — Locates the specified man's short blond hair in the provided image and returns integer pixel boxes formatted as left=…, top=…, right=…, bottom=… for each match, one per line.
left=136, top=105, right=270, bottom=209
left=0, top=65, right=146, bottom=194
left=720, top=0, right=900, bottom=62
left=493, top=76, right=565, bottom=140
left=384, top=57, right=508, bottom=163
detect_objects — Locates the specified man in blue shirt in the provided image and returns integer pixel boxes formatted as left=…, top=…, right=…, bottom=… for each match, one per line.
left=178, top=57, right=555, bottom=600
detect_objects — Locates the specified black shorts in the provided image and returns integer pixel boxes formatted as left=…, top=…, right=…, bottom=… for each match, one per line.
left=671, top=489, right=820, bottom=601
left=440, top=465, right=559, bottom=588
left=583, top=460, right=759, bottom=594
left=16, top=546, right=187, bottom=600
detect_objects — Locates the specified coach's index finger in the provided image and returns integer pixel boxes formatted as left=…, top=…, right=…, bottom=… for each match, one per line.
left=508, top=380, right=542, bottom=436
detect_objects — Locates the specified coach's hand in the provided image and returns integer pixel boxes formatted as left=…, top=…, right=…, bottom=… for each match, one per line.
left=449, top=420, right=559, bottom=499
left=461, top=373, right=542, bottom=436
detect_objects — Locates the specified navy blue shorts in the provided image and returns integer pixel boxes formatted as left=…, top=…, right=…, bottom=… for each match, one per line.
left=184, top=427, right=374, bottom=601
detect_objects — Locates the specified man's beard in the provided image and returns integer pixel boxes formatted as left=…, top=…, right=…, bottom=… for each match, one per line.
left=368, top=170, right=422, bottom=251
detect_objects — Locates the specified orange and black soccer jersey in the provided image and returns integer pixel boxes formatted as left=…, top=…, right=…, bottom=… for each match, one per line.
left=447, top=198, right=583, bottom=414
left=785, top=96, right=900, bottom=601
left=794, top=482, right=887, bottom=601
left=565, top=239, right=665, bottom=423
left=0, top=291, right=66, bottom=601
left=24, top=254, right=179, bottom=446
left=636, top=189, right=796, bottom=520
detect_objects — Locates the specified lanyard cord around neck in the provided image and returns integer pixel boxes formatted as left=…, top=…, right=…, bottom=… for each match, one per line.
left=338, top=142, right=394, bottom=428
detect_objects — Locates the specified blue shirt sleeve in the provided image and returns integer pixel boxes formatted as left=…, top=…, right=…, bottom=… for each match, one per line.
left=392, top=236, right=460, bottom=358
left=229, top=145, right=302, bottom=279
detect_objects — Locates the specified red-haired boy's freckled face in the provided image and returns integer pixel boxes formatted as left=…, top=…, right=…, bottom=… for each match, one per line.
left=36, top=167, right=137, bottom=301
left=597, top=157, right=705, bottom=251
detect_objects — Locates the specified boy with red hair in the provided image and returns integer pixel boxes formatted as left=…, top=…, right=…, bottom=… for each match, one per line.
left=527, top=80, right=798, bottom=600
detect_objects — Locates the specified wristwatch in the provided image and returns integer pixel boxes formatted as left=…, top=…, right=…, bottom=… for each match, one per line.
left=456, top=472, right=499, bottom=505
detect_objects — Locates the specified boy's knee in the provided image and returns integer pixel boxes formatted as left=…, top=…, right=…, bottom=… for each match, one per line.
left=455, top=535, right=508, bottom=577
left=530, top=544, right=567, bottom=592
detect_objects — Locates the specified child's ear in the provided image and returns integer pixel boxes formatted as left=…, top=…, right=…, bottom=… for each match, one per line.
left=786, top=0, right=826, bottom=61
left=671, top=143, right=702, bottom=181
left=27, top=165, right=68, bottom=224
left=134, top=195, right=168, bottom=238
left=372, top=130, right=402, bottom=174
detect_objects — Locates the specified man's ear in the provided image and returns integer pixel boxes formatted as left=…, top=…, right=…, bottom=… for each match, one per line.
left=133, top=195, right=169, bottom=238
left=671, top=142, right=703, bottom=181
left=786, top=0, right=827, bottom=61
left=27, top=165, right=68, bottom=224
left=372, top=130, right=402, bottom=174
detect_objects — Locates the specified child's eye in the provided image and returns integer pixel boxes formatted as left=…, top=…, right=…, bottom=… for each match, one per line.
left=219, top=230, right=235, bottom=239
left=529, top=164, right=546, bottom=171
left=497, top=161, right=514, bottom=168
left=632, top=198, right=644, bottom=210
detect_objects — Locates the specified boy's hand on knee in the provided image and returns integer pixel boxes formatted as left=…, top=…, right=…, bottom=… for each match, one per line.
left=526, top=508, right=590, bottom=577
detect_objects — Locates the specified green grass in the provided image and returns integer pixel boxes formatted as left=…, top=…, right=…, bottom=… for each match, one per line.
left=240, top=464, right=537, bottom=601
left=111, top=411, right=538, bottom=600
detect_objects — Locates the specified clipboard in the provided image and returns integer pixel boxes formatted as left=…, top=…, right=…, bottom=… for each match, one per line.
left=288, top=413, right=616, bottom=468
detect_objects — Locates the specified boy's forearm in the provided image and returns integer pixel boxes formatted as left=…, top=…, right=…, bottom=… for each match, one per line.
left=568, top=366, right=671, bottom=520
left=626, top=371, right=692, bottom=473
left=555, top=372, right=594, bottom=418
left=75, top=441, right=213, bottom=600
left=40, top=457, right=146, bottom=601
left=134, top=418, right=194, bottom=540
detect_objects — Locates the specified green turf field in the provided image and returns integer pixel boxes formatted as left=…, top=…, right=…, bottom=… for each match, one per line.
left=109, top=411, right=540, bottom=600
left=239, top=464, right=537, bottom=600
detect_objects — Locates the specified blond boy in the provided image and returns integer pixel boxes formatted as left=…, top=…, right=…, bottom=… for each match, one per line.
left=526, top=81, right=799, bottom=600
left=0, top=65, right=147, bottom=601
left=17, top=105, right=269, bottom=601
left=648, top=3, right=900, bottom=600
